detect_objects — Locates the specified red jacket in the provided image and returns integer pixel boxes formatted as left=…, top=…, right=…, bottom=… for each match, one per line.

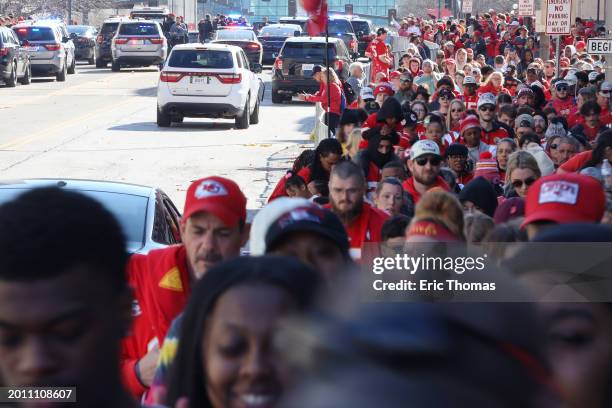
left=121, top=245, right=192, bottom=398
left=550, top=97, right=575, bottom=116
left=267, top=167, right=312, bottom=202
left=402, top=176, right=450, bottom=204
left=358, top=113, right=404, bottom=149
left=477, top=83, right=509, bottom=97
left=481, top=122, right=509, bottom=145
left=305, top=82, right=342, bottom=114
left=325, top=202, right=389, bottom=260
left=462, top=94, right=479, bottom=111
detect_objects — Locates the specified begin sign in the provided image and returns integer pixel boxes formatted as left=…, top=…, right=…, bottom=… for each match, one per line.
left=587, top=38, right=612, bottom=55
left=545, top=0, right=572, bottom=35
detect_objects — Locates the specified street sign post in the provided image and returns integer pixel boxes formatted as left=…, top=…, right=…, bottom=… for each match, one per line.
left=518, top=0, right=535, bottom=16
left=587, top=38, right=612, bottom=55
left=461, top=0, right=473, bottom=14
left=545, top=0, right=572, bottom=35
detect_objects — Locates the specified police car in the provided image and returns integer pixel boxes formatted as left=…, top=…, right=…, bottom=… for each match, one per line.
left=156, top=43, right=264, bottom=129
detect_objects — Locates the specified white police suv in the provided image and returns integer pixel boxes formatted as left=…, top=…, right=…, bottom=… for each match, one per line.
left=156, top=43, right=263, bottom=129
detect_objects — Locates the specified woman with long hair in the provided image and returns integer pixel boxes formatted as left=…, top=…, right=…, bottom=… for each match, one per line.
left=455, top=48, right=468, bottom=72
left=477, top=72, right=509, bottom=96
left=299, top=67, right=343, bottom=134
left=496, top=138, right=517, bottom=181
left=504, top=150, right=542, bottom=198
left=164, top=256, right=320, bottom=407
left=446, top=99, right=466, bottom=139
left=411, top=100, right=429, bottom=139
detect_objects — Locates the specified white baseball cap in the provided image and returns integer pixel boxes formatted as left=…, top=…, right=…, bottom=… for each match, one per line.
left=360, top=86, right=374, bottom=100
left=410, top=140, right=441, bottom=160
left=477, top=92, right=497, bottom=108
left=463, top=76, right=477, bottom=85
left=588, top=71, right=599, bottom=82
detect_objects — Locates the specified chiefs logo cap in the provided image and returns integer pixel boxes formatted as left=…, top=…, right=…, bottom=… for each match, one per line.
left=183, top=176, right=247, bottom=227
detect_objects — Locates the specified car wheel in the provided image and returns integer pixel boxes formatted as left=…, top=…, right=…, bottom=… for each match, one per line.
left=68, top=56, right=76, bottom=74
left=5, top=62, right=17, bottom=87
left=111, top=60, right=120, bottom=72
left=171, top=115, right=183, bottom=123
left=56, top=62, right=67, bottom=82
left=95, top=59, right=106, bottom=68
left=235, top=97, right=250, bottom=129
left=157, top=106, right=171, bottom=127
left=249, top=97, right=260, bottom=124
left=271, top=89, right=283, bottom=104
left=19, top=62, right=31, bottom=85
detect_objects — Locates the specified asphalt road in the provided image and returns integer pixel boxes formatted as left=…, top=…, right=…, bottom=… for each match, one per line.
left=0, top=63, right=314, bottom=211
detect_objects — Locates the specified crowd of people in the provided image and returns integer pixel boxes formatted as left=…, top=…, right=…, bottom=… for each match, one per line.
left=0, top=8, right=611, bottom=408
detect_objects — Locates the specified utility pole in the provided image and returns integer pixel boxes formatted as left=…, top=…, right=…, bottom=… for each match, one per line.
left=68, top=0, right=72, bottom=24
left=607, top=0, right=612, bottom=80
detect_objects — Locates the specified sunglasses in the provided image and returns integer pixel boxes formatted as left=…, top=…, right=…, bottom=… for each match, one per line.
left=549, top=143, right=558, bottom=150
left=439, top=95, right=451, bottom=100
left=556, top=86, right=568, bottom=91
left=415, top=156, right=442, bottom=166
left=451, top=109, right=465, bottom=113
left=511, top=177, right=537, bottom=189
left=601, top=90, right=611, bottom=95
left=479, top=106, right=495, bottom=112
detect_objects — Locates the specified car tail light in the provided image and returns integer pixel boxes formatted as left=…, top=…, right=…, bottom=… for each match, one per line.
left=247, top=43, right=260, bottom=49
left=0, top=48, right=8, bottom=56
left=149, top=37, right=164, bottom=44
left=349, top=39, right=357, bottom=50
left=217, top=73, right=241, bottom=84
left=160, top=71, right=184, bottom=82
left=335, top=59, right=344, bottom=72
left=114, top=38, right=128, bottom=45
left=274, top=57, right=283, bottom=70
left=44, top=44, right=61, bottom=51
left=96, top=34, right=104, bottom=44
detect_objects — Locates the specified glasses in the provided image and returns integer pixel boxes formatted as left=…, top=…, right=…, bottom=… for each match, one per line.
left=415, top=156, right=442, bottom=166
left=479, top=106, right=495, bottom=112
left=511, top=177, right=537, bottom=189
left=451, top=109, right=465, bottom=113
left=556, top=86, right=568, bottom=91
left=401, top=79, right=412, bottom=83
left=602, top=90, right=611, bottom=95
left=549, top=143, right=558, bottom=150
left=439, top=95, right=451, bottom=100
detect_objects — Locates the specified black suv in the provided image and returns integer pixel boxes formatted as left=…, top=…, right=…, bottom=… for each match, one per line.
left=95, top=18, right=128, bottom=68
left=0, top=26, right=31, bottom=87
left=271, top=37, right=351, bottom=104
left=349, top=18, right=374, bottom=56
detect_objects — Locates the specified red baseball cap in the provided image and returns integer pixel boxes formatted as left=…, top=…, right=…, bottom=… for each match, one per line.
left=183, top=176, right=247, bottom=227
left=389, top=71, right=401, bottom=79
left=521, top=173, right=605, bottom=228
left=374, top=83, right=394, bottom=96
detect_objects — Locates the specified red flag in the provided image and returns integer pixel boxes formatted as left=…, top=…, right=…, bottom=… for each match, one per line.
left=304, top=0, right=328, bottom=36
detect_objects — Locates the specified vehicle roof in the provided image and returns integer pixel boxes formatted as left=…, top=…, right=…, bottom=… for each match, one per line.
left=171, top=43, right=243, bottom=52
left=262, top=23, right=301, bottom=30
left=103, top=17, right=132, bottom=23
left=284, top=36, right=343, bottom=44
left=12, top=21, right=60, bottom=29
left=67, top=25, right=96, bottom=29
left=118, top=19, right=161, bottom=25
left=279, top=16, right=309, bottom=21
left=0, top=178, right=155, bottom=197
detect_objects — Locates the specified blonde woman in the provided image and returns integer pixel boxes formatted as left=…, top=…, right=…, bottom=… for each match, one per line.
left=446, top=99, right=466, bottom=138
left=344, top=128, right=363, bottom=160
left=455, top=48, right=468, bottom=71
left=477, top=72, right=509, bottom=96
left=504, top=151, right=542, bottom=198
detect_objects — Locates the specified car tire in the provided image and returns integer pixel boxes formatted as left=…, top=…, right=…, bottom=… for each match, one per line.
left=19, top=63, right=31, bottom=85
left=249, top=97, right=260, bottom=124
left=111, top=60, right=120, bottom=72
left=56, top=62, right=67, bottom=82
left=271, top=90, right=283, bottom=104
left=171, top=115, right=183, bottom=123
left=5, top=62, right=17, bottom=87
left=235, top=97, right=250, bottom=129
left=96, top=59, right=106, bottom=68
left=157, top=106, right=171, bottom=127
left=68, top=56, right=76, bottom=74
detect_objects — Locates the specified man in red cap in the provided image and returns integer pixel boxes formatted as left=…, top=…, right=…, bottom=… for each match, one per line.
left=120, top=176, right=248, bottom=398
left=374, top=81, right=395, bottom=106
left=522, top=173, right=605, bottom=240
left=365, top=27, right=392, bottom=83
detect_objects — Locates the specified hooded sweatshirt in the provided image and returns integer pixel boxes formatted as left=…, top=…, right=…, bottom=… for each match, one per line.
left=458, top=176, right=499, bottom=217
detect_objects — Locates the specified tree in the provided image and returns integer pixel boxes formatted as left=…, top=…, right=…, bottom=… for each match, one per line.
left=1, top=0, right=114, bottom=19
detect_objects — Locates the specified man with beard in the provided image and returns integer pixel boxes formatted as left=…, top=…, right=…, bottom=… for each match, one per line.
left=326, top=161, right=389, bottom=260
left=477, top=92, right=509, bottom=145
left=354, top=130, right=400, bottom=198
left=402, top=140, right=450, bottom=205
left=0, top=188, right=138, bottom=408
left=548, top=80, right=574, bottom=116
left=393, top=71, right=417, bottom=105
left=121, top=176, right=248, bottom=398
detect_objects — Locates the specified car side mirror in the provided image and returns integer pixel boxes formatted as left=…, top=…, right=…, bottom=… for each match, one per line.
left=294, top=30, right=301, bottom=37
left=357, top=31, right=364, bottom=37
left=70, top=32, right=78, bottom=39
left=62, top=36, right=70, bottom=42
left=251, top=63, right=263, bottom=74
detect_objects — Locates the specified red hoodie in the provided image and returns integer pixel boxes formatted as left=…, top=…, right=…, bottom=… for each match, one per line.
left=402, top=176, right=450, bottom=204
left=358, top=113, right=404, bottom=149
left=267, top=167, right=312, bottom=202
left=121, top=245, right=192, bottom=398
left=477, top=83, right=510, bottom=97
left=305, top=82, right=342, bottom=114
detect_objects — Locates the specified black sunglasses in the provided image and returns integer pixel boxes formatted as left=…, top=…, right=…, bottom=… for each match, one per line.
left=511, top=177, right=537, bottom=189
left=549, top=143, right=558, bottom=150
left=556, top=86, right=568, bottom=91
left=479, top=106, right=495, bottom=112
left=415, top=156, right=442, bottom=166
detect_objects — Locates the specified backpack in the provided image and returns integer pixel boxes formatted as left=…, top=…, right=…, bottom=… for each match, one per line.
left=341, top=80, right=356, bottom=106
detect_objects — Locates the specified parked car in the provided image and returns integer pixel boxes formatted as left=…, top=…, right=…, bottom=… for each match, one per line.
left=258, top=23, right=301, bottom=64
left=67, top=25, right=97, bottom=65
left=0, top=26, right=31, bottom=86
left=278, top=17, right=308, bottom=32
left=324, top=17, right=359, bottom=59
left=271, top=36, right=351, bottom=104
left=12, top=21, right=76, bottom=81
left=157, top=43, right=263, bottom=129
left=0, top=179, right=182, bottom=254
left=348, top=17, right=375, bottom=56
left=211, top=28, right=262, bottom=66
left=95, top=17, right=129, bottom=68
left=110, top=20, right=168, bottom=72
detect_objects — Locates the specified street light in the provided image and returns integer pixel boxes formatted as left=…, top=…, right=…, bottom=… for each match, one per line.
left=512, top=3, right=518, bottom=10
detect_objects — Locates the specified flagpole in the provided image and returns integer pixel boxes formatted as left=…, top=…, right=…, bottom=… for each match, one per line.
left=325, top=15, right=331, bottom=138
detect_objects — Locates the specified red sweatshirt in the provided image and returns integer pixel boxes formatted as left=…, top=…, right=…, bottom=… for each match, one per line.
left=121, top=245, right=192, bottom=398
left=305, top=82, right=342, bottom=114
left=402, top=176, right=450, bottom=204
left=267, top=167, right=312, bottom=202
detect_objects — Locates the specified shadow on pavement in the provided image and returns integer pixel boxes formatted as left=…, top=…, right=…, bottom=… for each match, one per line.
left=108, top=121, right=236, bottom=132
left=134, top=87, right=157, bottom=97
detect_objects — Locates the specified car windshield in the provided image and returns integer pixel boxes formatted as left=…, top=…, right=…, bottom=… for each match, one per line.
left=216, top=29, right=255, bottom=41
left=0, top=189, right=148, bottom=252
left=101, top=22, right=119, bottom=34
left=281, top=42, right=336, bottom=59
left=119, top=23, right=158, bottom=36
left=67, top=26, right=93, bottom=35
left=260, top=26, right=297, bottom=37
left=13, top=26, right=54, bottom=41
left=279, top=19, right=306, bottom=30
left=169, top=49, right=233, bottom=69
left=328, top=20, right=353, bottom=34
left=351, top=21, right=370, bottom=35
left=130, top=13, right=166, bottom=23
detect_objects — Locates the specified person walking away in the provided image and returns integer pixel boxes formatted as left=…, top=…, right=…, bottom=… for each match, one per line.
left=365, top=28, right=392, bottom=84
left=299, top=67, right=343, bottom=134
